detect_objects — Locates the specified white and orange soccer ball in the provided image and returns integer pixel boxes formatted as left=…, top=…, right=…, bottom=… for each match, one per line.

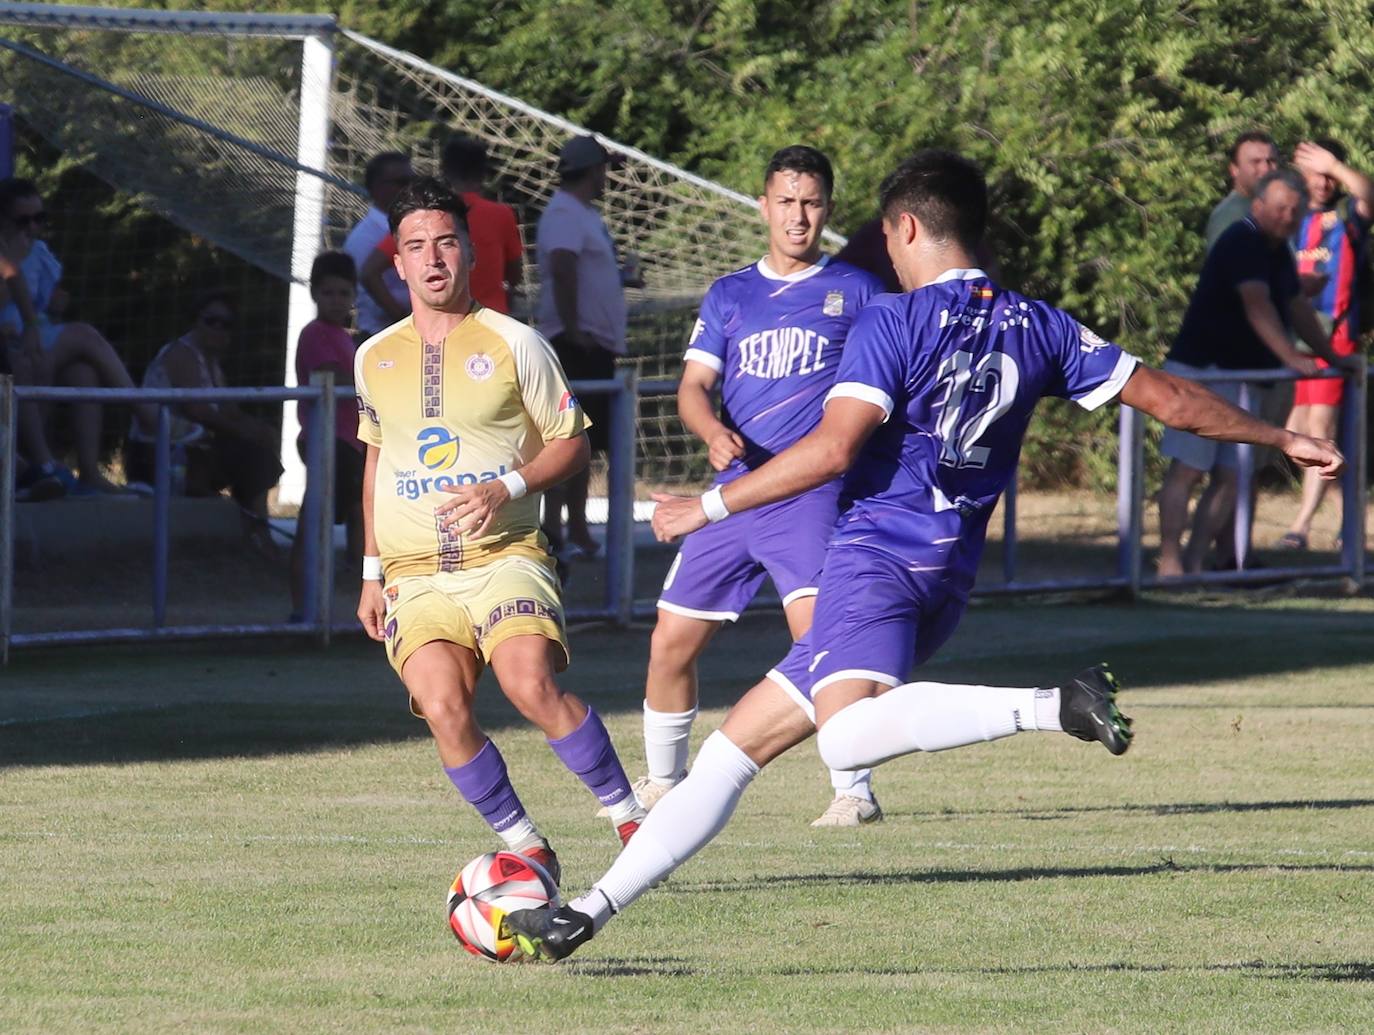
left=447, top=851, right=561, bottom=961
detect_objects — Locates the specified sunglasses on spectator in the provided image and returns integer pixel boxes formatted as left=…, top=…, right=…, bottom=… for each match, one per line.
left=12, top=211, right=48, bottom=228
left=200, top=313, right=233, bottom=329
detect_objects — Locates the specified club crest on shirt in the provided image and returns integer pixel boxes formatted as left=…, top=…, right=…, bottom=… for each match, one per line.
left=465, top=353, right=495, bottom=382
left=1322, top=210, right=1339, bottom=230
left=823, top=290, right=845, bottom=316
left=1078, top=324, right=1109, bottom=353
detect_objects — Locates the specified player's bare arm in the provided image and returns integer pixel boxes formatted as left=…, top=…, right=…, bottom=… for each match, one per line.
left=651, top=397, right=884, bottom=542
left=677, top=359, right=745, bottom=471
left=356, top=443, right=387, bottom=640
left=437, top=432, right=591, bottom=537
left=549, top=249, right=592, bottom=349
left=1119, top=364, right=1344, bottom=478
left=1235, top=282, right=1319, bottom=375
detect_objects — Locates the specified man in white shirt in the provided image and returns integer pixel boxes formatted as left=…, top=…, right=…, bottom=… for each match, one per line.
left=344, top=151, right=413, bottom=338
left=535, top=136, right=640, bottom=559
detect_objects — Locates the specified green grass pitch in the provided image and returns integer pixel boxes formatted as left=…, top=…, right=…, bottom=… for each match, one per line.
left=3, top=591, right=1373, bottom=1033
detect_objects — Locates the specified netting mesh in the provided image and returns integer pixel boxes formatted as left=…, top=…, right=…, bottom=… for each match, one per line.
left=0, top=10, right=840, bottom=489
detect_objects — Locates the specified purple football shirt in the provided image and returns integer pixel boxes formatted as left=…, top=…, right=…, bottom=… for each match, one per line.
left=685, top=257, right=884, bottom=483
left=825, top=268, right=1139, bottom=599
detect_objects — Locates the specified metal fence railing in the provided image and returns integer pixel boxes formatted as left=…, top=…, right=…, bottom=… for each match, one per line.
left=2, top=362, right=1367, bottom=660
left=0, top=368, right=639, bottom=662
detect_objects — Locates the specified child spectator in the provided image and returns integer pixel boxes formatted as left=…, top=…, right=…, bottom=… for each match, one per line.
left=289, top=251, right=365, bottom=620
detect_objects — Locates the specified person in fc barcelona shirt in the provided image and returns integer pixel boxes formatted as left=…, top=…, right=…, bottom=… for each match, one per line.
left=354, top=177, right=645, bottom=886
left=1281, top=138, right=1373, bottom=550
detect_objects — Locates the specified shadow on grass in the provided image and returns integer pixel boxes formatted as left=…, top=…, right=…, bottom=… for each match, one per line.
left=766, top=959, right=1374, bottom=981
left=886, top=797, right=1374, bottom=821
left=676, top=859, right=1374, bottom=894
left=563, top=956, right=698, bottom=977
left=3, top=593, right=1372, bottom=768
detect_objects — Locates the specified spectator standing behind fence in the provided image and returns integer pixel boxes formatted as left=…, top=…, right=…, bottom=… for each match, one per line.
left=362, top=135, right=524, bottom=316
left=1206, top=132, right=1279, bottom=251
left=1157, top=169, right=1347, bottom=577
left=289, top=251, right=365, bottom=621
left=127, top=290, right=284, bottom=557
left=0, top=177, right=157, bottom=495
left=1279, top=139, right=1373, bottom=550
left=535, top=135, right=642, bottom=560
left=345, top=151, right=413, bottom=340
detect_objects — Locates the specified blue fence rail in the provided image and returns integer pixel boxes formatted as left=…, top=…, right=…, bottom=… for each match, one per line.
left=0, top=369, right=639, bottom=662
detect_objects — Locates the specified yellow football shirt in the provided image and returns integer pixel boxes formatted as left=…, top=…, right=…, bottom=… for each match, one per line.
left=355, top=305, right=588, bottom=578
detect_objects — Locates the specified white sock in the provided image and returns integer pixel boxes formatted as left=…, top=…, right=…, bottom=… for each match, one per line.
left=606, top=796, right=643, bottom=824
left=817, top=681, right=1048, bottom=772
left=591, top=730, right=759, bottom=922
left=829, top=766, right=875, bottom=802
left=569, top=888, right=617, bottom=933
left=500, top=819, right=542, bottom=851
left=642, top=702, right=697, bottom=785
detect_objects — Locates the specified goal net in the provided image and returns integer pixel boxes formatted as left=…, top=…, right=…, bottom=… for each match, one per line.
left=0, top=2, right=841, bottom=501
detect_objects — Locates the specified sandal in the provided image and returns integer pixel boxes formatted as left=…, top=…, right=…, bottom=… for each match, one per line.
left=1278, top=532, right=1308, bottom=550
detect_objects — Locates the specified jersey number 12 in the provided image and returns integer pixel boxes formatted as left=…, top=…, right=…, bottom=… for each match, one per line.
left=934, top=350, right=1020, bottom=469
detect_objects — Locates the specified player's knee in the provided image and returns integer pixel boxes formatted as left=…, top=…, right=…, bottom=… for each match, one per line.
left=501, top=673, right=565, bottom=725
left=416, top=693, right=474, bottom=738
left=649, top=621, right=703, bottom=674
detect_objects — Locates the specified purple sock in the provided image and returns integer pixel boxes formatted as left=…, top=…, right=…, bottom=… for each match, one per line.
left=445, top=739, right=528, bottom=833
left=548, top=707, right=635, bottom=808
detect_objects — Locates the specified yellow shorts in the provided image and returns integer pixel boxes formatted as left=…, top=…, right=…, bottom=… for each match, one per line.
left=382, top=555, right=569, bottom=687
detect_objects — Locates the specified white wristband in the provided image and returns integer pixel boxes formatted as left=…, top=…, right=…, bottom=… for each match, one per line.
left=362, top=555, right=383, bottom=582
left=498, top=469, right=528, bottom=500
left=700, top=485, right=730, bottom=523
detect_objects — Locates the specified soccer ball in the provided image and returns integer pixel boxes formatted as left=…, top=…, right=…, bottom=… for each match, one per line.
left=447, top=851, right=560, bottom=961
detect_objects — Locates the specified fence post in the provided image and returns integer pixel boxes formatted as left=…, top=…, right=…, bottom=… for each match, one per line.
left=312, top=371, right=336, bottom=645
left=605, top=367, right=637, bottom=625
left=1116, top=404, right=1144, bottom=598
left=1233, top=380, right=1254, bottom=571
left=152, top=405, right=171, bottom=628
left=1, top=375, right=14, bottom=666
left=1340, top=362, right=1368, bottom=586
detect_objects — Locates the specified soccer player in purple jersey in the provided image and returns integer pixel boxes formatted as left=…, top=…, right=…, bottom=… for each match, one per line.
left=630, top=145, right=886, bottom=827
left=507, top=150, right=1344, bottom=960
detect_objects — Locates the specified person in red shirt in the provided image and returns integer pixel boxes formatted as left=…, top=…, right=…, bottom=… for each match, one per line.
left=291, top=250, right=365, bottom=620
left=359, top=135, right=524, bottom=319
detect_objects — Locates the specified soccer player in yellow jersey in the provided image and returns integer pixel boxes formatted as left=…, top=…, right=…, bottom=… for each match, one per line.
left=355, top=178, right=645, bottom=883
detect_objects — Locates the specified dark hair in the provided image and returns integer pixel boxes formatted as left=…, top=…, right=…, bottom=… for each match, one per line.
left=441, top=134, right=489, bottom=184
left=387, top=175, right=470, bottom=237
left=878, top=149, right=987, bottom=248
left=364, top=150, right=410, bottom=191
left=310, top=250, right=356, bottom=289
left=192, top=289, right=235, bottom=319
left=1228, top=131, right=1275, bottom=164
left=1255, top=167, right=1307, bottom=201
left=1313, top=136, right=1348, bottom=165
left=763, top=145, right=834, bottom=199
left=0, top=176, right=40, bottom=217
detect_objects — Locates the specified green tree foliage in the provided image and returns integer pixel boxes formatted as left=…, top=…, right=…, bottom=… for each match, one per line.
left=30, top=0, right=1374, bottom=482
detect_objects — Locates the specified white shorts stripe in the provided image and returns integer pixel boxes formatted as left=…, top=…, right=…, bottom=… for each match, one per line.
left=656, top=600, right=740, bottom=623
left=765, top=667, right=816, bottom=723
left=780, top=586, right=819, bottom=607
left=812, top=669, right=901, bottom=697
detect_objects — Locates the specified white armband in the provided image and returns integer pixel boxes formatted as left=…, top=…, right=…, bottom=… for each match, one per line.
left=700, top=485, right=730, bottom=523
left=362, top=555, right=384, bottom=582
left=498, top=469, right=528, bottom=500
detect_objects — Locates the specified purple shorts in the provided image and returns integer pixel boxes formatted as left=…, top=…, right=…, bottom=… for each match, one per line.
left=768, top=543, right=966, bottom=720
left=657, top=482, right=840, bottom=622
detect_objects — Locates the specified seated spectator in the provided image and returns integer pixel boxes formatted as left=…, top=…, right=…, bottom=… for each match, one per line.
left=0, top=246, right=66, bottom=500
left=289, top=251, right=365, bottom=620
left=0, top=177, right=157, bottom=494
left=127, top=290, right=283, bottom=554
